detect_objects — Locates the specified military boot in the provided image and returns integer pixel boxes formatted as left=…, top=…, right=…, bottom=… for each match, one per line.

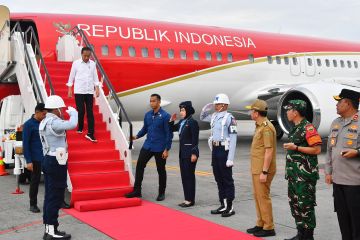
left=302, top=228, right=314, bottom=240
left=210, top=199, right=226, bottom=214
left=43, top=225, right=71, bottom=239
left=221, top=199, right=235, bottom=217
left=284, top=226, right=303, bottom=240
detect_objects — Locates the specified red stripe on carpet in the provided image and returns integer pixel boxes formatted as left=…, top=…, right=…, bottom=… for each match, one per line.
left=65, top=200, right=261, bottom=240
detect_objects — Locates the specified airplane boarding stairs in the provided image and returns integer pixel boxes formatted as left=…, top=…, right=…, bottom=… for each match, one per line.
left=2, top=19, right=141, bottom=212
left=44, top=61, right=141, bottom=212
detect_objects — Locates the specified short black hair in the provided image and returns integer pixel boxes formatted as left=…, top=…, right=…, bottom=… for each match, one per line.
left=349, top=99, right=359, bottom=110
left=256, top=110, right=268, bottom=117
left=35, top=103, right=45, bottom=112
left=81, top=46, right=92, bottom=54
left=151, top=94, right=161, bottom=101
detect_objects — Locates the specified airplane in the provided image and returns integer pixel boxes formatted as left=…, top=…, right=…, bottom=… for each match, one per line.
left=2, top=11, right=360, bottom=139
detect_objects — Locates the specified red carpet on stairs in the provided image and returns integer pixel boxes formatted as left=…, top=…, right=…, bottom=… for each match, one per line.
left=65, top=200, right=261, bottom=240
left=45, top=61, right=141, bottom=212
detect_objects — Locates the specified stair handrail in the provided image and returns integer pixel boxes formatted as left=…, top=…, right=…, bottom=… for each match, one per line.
left=11, top=21, right=55, bottom=102
left=69, top=26, right=133, bottom=149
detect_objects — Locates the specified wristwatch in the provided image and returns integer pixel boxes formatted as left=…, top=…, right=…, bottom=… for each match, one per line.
left=262, top=170, right=269, bottom=175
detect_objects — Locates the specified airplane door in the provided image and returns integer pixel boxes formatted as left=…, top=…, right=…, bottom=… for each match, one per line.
left=304, top=54, right=316, bottom=76
left=0, top=5, right=10, bottom=72
left=289, top=53, right=301, bottom=76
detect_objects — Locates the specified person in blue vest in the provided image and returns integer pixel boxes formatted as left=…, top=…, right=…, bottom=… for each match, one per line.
left=169, top=101, right=199, bottom=207
left=40, top=95, right=77, bottom=240
left=200, top=93, right=237, bottom=217
left=126, top=94, right=173, bottom=201
left=23, top=103, right=47, bottom=213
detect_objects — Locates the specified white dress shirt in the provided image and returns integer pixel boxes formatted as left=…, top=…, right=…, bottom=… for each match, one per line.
left=66, top=59, right=100, bottom=94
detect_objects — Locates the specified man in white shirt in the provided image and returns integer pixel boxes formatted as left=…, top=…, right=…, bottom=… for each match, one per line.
left=67, top=47, right=100, bottom=142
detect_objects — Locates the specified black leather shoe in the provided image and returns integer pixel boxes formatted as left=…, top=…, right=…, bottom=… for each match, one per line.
left=30, top=205, right=40, bottom=213
left=210, top=205, right=226, bottom=214
left=156, top=193, right=165, bottom=201
left=246, top=226, right=263, bottom=234
left=125, top=190, right=142, bottom=198
left=254, top=229, right=276, bottom=237
left=221, top=208, right=235, bottom=217
left=179, top=202, right=195, bottom=208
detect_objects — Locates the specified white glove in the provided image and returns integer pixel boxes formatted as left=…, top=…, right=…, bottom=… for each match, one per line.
left=66, top=106, right=77, bottom=115
left=226, top=160, right=234, bottom=167
left=202, top=103, right=214, bottom=113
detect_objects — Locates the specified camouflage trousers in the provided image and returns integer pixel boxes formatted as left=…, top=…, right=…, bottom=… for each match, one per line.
left=288, top=179, right=317, bottom=229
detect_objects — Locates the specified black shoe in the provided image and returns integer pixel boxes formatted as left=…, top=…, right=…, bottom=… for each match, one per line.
left=302, top=228, right=314, bottom=240
left=179, top=202, right=195, bottom=208
left=156, top=193, right=165, bottom=201
left=210, top=205, right=226, bottom=214
left=55, top=225, right=67, bottom=236
left=246, top=226, right=263, bottom=234
left=254, top=229, right=276, bottom=237
left=284, top=227, right=303, bottom=240
left=85, top=134, right=97, bottom=142
left=284, top=235, right=300, bottom=240
left=125, top=190, right=142, bottom=198
left=30, top=205, right=40, bottom=213
left=221, top=199, right=235, bottom=217
left=221, top=208, right=235, bottom=217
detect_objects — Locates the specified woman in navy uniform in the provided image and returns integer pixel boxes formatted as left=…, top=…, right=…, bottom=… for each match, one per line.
left=170, top=101, right=199, bottom=207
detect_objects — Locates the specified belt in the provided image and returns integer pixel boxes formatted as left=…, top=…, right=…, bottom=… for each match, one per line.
left=47, top=152, right=57, bottom=157
left=212, top=141, right=225, bottom=146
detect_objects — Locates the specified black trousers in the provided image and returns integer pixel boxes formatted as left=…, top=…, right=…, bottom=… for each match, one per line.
left=134, top=148, right=166, bottom=194
left=180, top=157, right=197, bottom=203
left=212, top=146, right=235, bottom=202
left=29, top=161, right=42, bottom=206
left=75, top=94, right=94, bottom=135
left=333, top=183, right=360, bottom=240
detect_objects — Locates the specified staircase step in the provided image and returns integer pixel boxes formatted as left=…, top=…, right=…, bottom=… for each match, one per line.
left=71, top=186, right=134, bottom=204
left=74, top=197, right=141, bottom=212
left=68, top=138, right=115, bottom=149
left=69, top=148, right=119, bottom=161
left=70, top=171, right=130, bottom=190
left=68, top=160, right=125, bottom=174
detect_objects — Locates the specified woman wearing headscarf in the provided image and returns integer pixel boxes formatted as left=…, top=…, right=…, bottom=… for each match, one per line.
left=170, top=101, right=200, bottom=207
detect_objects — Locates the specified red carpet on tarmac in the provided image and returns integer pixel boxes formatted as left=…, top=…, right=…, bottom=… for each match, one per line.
left=65, top=200, right=261, bottom=240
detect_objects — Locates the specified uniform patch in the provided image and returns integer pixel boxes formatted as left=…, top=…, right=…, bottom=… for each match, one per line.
left=305, top=124, right=322, bottom=146
left=229, top=125, right=237, bottom=133
left=350, top=125, right=358, bottom=130
left=347, top=133, right=355, bottom=138
left=347, top=140, right=353, bottom=145
left=330, top=138, right=336, bottom=146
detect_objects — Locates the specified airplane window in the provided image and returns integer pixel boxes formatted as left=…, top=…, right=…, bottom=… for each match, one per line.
left=307, top=58, right=313, bottom=66
left=333, top=60, right=338, bottom=67
left=129, top=46, right=136, bottom=57
left=180, top=50, right=187, bottom=60
left=227, top=53, right=233, bottom=62
left=340, top=60, right=345, bottom=68
left=354, top=61, right=358, bottom=68
left=141, top=48, right=149, bottom=58
left=168, top=49, right=174, bottom=59
left=249, top=54, right=254, bottom=63
left=154, top=48, right=161, bottom=58
left=284, top=57, right=289, bottom=65
left=276, top=56, right=281, bottom=64
left=292, top=57, right=298, bottom=65
left=193, top=51, right=199, bottom=60
left=267, top=56, right=273, bottom=64
left=325, top=59, right=330, bottom=67
left=115, top=46, right=122, bottom=56
left=101, top=45, right=109, bottom=56
left=206, top=52, right=212, bottom=61
left=347, top=60, right=352, bottom=68
left=316, top=59, right=321, bottom=67
left=216, top=52, right=222, bottom=61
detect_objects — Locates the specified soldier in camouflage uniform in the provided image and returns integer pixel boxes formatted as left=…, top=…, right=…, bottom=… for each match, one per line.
left=283, top=100, right=322, bottom=240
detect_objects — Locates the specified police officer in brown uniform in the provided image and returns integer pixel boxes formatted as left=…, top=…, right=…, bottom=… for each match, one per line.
left=246, top=99, right=277, bottom=238
left=325, top=89, right=360, bottom=240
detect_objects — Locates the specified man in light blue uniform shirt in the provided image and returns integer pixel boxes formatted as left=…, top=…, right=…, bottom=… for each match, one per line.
left=200, top=93, right=237, bottom=217
left=40, top=95, right=77, bottom=240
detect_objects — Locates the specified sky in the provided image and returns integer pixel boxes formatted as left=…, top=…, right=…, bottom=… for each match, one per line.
left=3, top=0, right=360, bottom=42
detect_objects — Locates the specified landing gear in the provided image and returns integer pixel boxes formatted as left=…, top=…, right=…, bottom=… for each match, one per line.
left=272, top=121, right=284, bottom=140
